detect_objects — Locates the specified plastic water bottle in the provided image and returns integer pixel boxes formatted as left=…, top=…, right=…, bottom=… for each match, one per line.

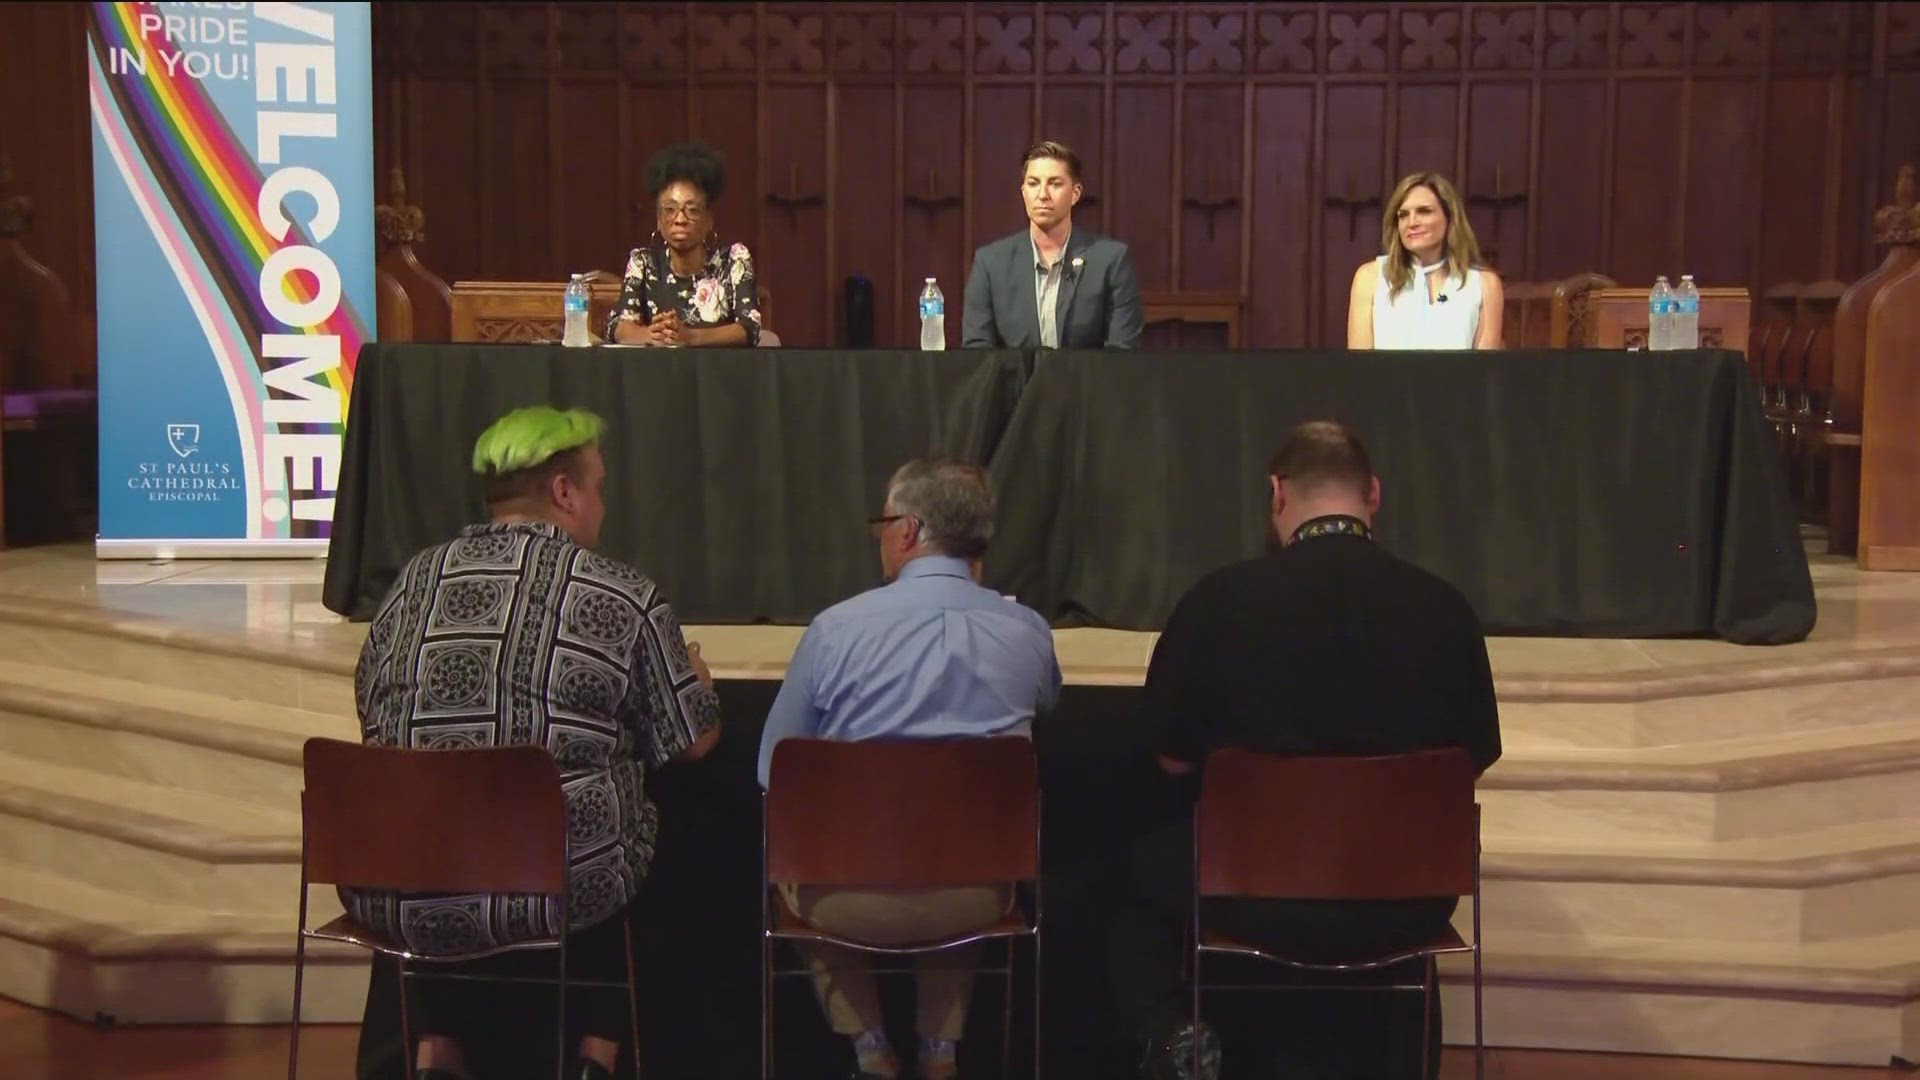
left=919, top=278, right=946, bottom=351
left=1673, top=274, right=1700, bottom=350
left=1648, top=276, right=1673, bottom=351
left=563, top=274, right=591, bottom=347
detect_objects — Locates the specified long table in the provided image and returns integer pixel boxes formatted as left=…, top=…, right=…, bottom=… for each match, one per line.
left=324, top=344, right=1815, bottom=644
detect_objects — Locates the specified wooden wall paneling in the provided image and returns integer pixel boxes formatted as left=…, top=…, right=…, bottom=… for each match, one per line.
left=1836, top=73, right=1877, bottom=279
left=1178, top=85, right=1244, bottom=293
left=691, top=85, right=758, bottom=291
left=554, top=78, right=622, bottom=281
left=1879, top=71, right=1920, bottom=217
left=611, top=6, right=676, bottom=259
left=1106, top=83, right=1174, bottom=296
left=1392, top=83, right=1460, bottom=182
left=969, top=85, right=1034, bottom=256
left=619, top=85, right=694, bottom=256
left=1247, top=86, right=1315, bottom=348
left=1761, top=75, right=1838, bottom=288
left=1038, top=84, right=1105, bottom=235
left=475, top=4, right=556, bottom=280
left=1464, top=82, right=1532, bottom=277
left=0, top=3, right=92, bottom=387
left=477, top=79, right=554, bottom=280
left=1684, top=77, right=1763, bottom=291
left=355, top=1, right=1920, bottom=360
left=1320, top=85, right=1387, bottom=347
left=1609, top=79, right=1684, bottom=287
left=406, top=79, right=485, bottom=286
left=833, top=86, right=897, bottom=346
left=901, top=86, right=968, bottom=344
left=1532, top=79, right=1609, bottom=278
left=761, top=83, right=830, bottom=346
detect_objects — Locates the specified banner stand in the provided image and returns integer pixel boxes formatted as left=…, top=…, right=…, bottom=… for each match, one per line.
left=87, top=2, right=374, bottom=559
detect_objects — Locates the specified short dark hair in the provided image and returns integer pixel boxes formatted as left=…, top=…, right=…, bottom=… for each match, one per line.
left=1268, top=421, right=1374, bottom=499
left=1021, top=140, right=1082, bottom=182
left=644, top=141, right=726, bottom=202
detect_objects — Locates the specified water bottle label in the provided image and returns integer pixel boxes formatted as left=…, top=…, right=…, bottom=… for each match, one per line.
left=565, top=293, right=588, bottom=313
left=920, top=298, right=943, bottom=319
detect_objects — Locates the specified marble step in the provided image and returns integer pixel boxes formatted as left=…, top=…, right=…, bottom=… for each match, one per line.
left=0, top=860, right=367, bottom=1025
left=0, top=751, right=301, bottom=913
left=1491, top=647, right=1920, bottom=751
left=1435, top=929, right=1920, bottom=1065
left=0, top=592, right=355, bottom=718
left=1481, top=718, right=1920, bottom=841
left=0, top=664, right=356, bottom=809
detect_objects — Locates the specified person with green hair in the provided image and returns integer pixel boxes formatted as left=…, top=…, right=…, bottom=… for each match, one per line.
left=348, top=405, right=723, bottom=1080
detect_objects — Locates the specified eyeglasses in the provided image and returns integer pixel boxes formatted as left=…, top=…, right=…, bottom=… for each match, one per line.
left=657, top=202, right=707, bottom=221
left=867, top=514, right=909, bottom=539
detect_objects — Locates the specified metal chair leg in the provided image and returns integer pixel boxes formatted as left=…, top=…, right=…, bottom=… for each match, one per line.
left=1420, top=956, right=1435, bottom=1080
left=760, top=935, right=773, bottom=1080
left=557, top=932, right=570, bottom=1080
left=285, top=931, right=307, bottom=1080
left=1000, top=938, right=1014, bottom=1080
left=624, top=914, right=642, bottom=1079
left=398, top=957, right=413, bottom=1077
left=1031, top=932, right=1043, bottom=1080
left=1473, top=944, right=1486, bottom=1080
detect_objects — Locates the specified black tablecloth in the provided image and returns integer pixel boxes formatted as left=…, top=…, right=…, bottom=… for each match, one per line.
left=324, top=345, right=1815, bottom=644
left=988, top=349, right=1815, bottom=642
left=323, top=345, right=1029, bottom=625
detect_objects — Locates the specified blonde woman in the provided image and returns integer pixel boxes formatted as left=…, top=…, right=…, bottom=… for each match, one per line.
left=1346, top=172, right=1503, bottom=350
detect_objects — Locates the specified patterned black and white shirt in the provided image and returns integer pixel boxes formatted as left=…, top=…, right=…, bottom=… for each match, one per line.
left=344, top=521, right=719, bottom=956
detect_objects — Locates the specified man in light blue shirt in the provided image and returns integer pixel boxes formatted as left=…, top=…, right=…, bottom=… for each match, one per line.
left=758, top=459, right=1060, bottom=1080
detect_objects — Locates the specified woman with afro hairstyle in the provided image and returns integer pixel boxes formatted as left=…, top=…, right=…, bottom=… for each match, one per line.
left=606, top=141, right=764, bottom=347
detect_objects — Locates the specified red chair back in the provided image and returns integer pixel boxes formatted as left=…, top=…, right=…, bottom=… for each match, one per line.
left=300, top=737, right=568, bottom=896
left=1197, top=748, right=1476, bottom=900
left=765, top=737, right=1038, bottom=889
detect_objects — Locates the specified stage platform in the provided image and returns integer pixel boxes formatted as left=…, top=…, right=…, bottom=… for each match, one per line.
left=0, top=538, right=1917, bottom=1067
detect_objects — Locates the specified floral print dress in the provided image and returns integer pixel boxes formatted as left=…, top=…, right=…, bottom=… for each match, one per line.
left=604, top=242, right=763, bottom=346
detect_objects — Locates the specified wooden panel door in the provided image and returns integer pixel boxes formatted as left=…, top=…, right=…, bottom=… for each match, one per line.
left=1533, top=79, right=1609, bottom=279
left=1321, top=85, right=1387, bottom=346
left=970, top=85, right=1035, bottom=256
left=1464, top=82, right=1531, bottom=277
left=1609, top=79, right=1685, bottom=287
left=1180, top=86, right=1243, bottom=293
left=1248, top=86, right=1314, bottom=347
left=1112, top=85, right=1175, bottom=292
left=834, top=86, right=897, bottom=346
left=762, top=84, right=831, bottom=346
left=554, top=78, right=623, bottom=281
left=1039, top=84, right=1105, bottom=235
left=902, top=86, right=967, bottom=346
left=1685, top=78, right=1764, bottom=290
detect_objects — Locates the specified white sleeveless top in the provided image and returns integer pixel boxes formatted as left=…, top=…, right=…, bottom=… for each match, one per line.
left=1371, top=256, right=1482, bottom=350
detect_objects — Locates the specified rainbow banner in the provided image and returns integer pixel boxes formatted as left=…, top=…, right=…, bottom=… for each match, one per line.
left=87, top=2, right=372, bottom=555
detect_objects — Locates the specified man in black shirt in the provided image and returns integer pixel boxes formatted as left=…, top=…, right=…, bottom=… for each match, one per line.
left=1115, top=420, right=1501, bottom=1079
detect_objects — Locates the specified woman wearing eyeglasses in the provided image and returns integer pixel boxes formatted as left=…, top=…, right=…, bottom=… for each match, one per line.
left=607, top=142, right=764, bottom=347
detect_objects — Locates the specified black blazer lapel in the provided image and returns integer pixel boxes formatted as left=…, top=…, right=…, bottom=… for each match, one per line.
left=1006, top=236, right=1041, bottom=347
